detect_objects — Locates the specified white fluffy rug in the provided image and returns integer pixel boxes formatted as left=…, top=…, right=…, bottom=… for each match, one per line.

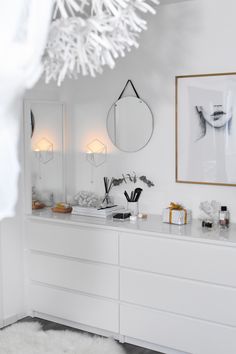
left=0, top=322, right=125, bottom=354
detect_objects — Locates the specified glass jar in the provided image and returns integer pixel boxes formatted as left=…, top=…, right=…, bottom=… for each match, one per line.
left=127, top=201, right=139, bottom=216
left=219, top=206, right=230, bottom=228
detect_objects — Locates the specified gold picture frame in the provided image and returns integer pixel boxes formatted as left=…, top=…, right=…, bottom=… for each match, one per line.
left=176, top=72, right=236, bottom=186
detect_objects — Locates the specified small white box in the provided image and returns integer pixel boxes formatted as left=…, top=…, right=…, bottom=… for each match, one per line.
left=162, top=208, right=192, bottom=225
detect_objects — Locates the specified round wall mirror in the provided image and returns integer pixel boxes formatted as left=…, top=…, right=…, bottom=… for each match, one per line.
left=107, top=96, right=154, bottom=152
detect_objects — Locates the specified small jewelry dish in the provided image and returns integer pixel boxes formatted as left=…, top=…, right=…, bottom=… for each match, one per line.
left=113, top=212, right=131, bottom=221
left=32, top=200, right=45, bottom=210
left=52, top=203, right=72, bottom=213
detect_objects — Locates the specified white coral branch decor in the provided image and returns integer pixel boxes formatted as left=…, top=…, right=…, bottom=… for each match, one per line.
left=74, top=191, right=103, bottom=208
left=199, top=200, right=221, bottom=222
left=44, top=0, right=159, bottom=85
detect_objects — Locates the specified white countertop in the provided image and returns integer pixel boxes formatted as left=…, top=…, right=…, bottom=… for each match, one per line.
left=27, top=209, right=236, bottom=248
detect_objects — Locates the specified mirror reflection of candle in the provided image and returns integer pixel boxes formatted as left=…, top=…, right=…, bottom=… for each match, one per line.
left=33, top=138, right=54, bottom=182
left=34, top=137, right=54, bottom=164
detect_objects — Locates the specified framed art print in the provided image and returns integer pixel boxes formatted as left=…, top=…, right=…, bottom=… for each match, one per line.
left=176, top=72, right=236, bottom=186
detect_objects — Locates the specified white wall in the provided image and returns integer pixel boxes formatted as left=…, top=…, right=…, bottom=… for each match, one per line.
left=0, top=207, right=24, bottom=321
left=26, top=0, right=236, bottom=221
left=0, top=225, right=3, bottom=326
left=0, top=121, right=25, bottom=324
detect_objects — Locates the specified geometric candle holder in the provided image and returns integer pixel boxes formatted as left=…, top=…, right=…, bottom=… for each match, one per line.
left=86, top=139, right=107, bottom=167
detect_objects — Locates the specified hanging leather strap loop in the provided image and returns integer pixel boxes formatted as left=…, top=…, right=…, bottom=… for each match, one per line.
left=118, top=79, right=140, bottom=100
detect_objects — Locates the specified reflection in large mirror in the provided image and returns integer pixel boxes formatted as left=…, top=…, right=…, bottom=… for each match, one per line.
left=24, top=101, right=66, bottom=209
left=107, top=96, right=154, bottom=152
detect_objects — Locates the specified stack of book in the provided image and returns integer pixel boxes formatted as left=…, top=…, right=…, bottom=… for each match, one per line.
left=72, top=205, right=122, bottom=218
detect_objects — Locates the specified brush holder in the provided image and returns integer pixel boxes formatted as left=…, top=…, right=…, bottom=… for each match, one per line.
left=127, top=201, right=139, bottom=216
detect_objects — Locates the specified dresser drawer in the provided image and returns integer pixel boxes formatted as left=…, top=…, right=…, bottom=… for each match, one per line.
left=27, top=221, right=118, bottom=264
left=120, top=233, right=236, bottom=287
left=30, top=284, right=119, bottom=333
left=120, top=304, right=236, bottom=354
left=120, top=269, right=236, bottom=326
left=29, top=253, right=119, bottom=299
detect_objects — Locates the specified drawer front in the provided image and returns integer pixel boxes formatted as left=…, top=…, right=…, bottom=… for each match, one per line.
left=120, top=269, right=236, bottom=326
left=29, top=253, right=119, bottom=299
left=30, top=284, right=119, bottom=333
left=120, top=304, right=236, bottom=354
left=27, top=221, right=118, bottom=264
left=120, top=233, right=236, bottom=287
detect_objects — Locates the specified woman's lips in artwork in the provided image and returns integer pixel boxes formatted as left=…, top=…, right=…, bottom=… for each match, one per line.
left=211, top=111, right=226, bottom=121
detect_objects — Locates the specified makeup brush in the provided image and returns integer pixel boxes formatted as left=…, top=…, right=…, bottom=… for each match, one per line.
left=130, top=191, right=134, bottom=202
left=124, top=191, right=130, bottom=202
left=134, top=188, right=143, bottom=202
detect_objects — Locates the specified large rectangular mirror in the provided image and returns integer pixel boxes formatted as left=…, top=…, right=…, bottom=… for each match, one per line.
left=24, top=100, right=66, bottom=212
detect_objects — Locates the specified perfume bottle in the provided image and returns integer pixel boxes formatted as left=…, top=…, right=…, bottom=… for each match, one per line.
left=219, top=206, right=230, bottom=228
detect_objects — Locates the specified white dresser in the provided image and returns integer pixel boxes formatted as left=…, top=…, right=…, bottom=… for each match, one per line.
left=25, top=211, right=236, bottom=354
